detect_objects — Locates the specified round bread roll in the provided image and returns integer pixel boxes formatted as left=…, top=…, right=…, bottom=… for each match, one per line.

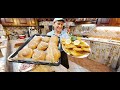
left=32, top=36, right=42, bottom=42
left=28, top=36, right=42, bottom=49
left=32, top=49, right=46, bottom=61
left=37, top=41, right=48, bottom=51
left=42, top=37, right=50, bottom=43
left=18, top=47, right=33, bottom=59
left=28, top=41, right=39, bottom=49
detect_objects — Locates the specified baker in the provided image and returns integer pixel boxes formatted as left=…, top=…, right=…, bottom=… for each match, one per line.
left=47, top=18, right=69, bottom=39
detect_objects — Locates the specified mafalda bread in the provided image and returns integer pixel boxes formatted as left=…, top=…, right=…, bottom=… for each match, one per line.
left=46, top=47, right=61, bottom=62
left=46, top=36, right=61, bottom=62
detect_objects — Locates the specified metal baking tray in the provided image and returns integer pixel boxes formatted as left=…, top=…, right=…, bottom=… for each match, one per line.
left=8, top=34, right=62, bottom=66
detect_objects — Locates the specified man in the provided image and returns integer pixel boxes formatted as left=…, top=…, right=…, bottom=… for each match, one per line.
left=47, top=18, right=69, bottom=39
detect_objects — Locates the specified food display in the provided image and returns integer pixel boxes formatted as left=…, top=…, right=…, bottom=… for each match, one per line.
left=8, top=34, right=61, bottom=66
left=61, top=36, right=91, bottom=58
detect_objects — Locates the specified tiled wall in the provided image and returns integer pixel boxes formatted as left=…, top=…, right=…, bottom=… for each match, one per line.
left=88, top=26, right=120, bottom=40
left=4, top=23, right=120, bottom=40
left=4, top=27, right=29, bottom=40
left=70, top=25, right=120, bottom=41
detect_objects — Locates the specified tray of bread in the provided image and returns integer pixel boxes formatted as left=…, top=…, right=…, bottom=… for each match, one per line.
left=8, top=34, right=62, bottom=66
left=61, top=36, right=91, bottom=58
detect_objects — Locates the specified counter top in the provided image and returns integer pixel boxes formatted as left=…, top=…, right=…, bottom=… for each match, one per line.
left=82, top=37, right=120, bottom=45
left=82, top=37, right=120, bottom=71
left=9, top=39, right=90, bottom=72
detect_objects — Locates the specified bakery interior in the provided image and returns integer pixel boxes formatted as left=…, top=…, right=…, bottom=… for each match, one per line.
left=0, top=18, right=120, bottom=72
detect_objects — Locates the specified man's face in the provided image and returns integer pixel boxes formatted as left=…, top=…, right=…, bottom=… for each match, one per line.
left=53, top=21, right=64, bottom=32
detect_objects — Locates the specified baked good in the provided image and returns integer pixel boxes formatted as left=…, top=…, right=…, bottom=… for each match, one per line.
left=32, top=36, right=42, bottom=42
left=49, top=35, right=59, bottom=45
left=28, top=36, right=42, bottom=49
left=46, top=47, right=61, bottom=62
left=45, top=36, right=60, bottom=62
left=32, top=49, right=46, bottom=61
left=48, top=42, right=58, bottom=49
left=37, top=41, right=48, bottom=51
left=42, top=37, right=50, bottom=43
left=18, top=47, right=33, bottom=59
left=28, top=41, right=39, bottom=49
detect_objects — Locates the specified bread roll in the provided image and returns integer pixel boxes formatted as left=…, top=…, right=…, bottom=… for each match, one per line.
left=42, top=37, right=50, bottom=43
left=32, top=49, right=46, bottom=61
left=37, top=41, right=48, bottom=51
left=32, top=36, right=42, bottom=42
left=18, top=47, right=33, bottom=59
left=28, top=41, right=39, bottom=49
left=28, top=36, right=42, bottom=49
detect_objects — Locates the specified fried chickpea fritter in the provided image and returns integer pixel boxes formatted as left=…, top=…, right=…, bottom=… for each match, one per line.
left=82, top=47, right=90, bottom=52
left=65, top=44, right=77, bottom=49
left=70, top=50, right=84, bottom=56
left=73, top=47, right=84, bottom=52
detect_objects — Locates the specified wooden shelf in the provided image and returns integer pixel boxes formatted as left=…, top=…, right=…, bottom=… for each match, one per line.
left=1, top=18, right=38, bottom=26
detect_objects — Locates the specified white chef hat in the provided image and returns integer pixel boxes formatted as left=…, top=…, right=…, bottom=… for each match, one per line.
left=53, top=18, right=65, bottom=23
